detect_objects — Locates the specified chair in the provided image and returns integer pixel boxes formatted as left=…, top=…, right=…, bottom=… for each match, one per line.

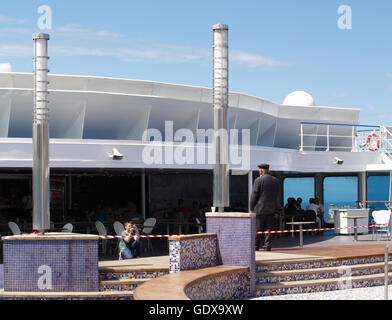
left=8, top=221, right=21, bottom=235
left=62, top=223, right=73, bottom=233
left=141, top=218, right=156, bottom=253
left=372, top=210, right=391, bottom=240
left=113, top=221, right=125, bottom=235
left=95, top=221, right=110, bottom=256
left=113, top=221, right=125, bottom=260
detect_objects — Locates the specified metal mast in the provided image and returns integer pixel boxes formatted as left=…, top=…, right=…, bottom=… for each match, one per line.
left=32, top=33, right=50, bottom=232
left=212, top=24, right=230, bottom=212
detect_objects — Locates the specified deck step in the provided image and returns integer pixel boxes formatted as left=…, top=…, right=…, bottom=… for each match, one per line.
left=257, top=261, right=392, bottom=283
left=99, top=269, right=169, bottom=281
left=100, top=278, right=150, bottom=292
left=256, top=271, right=392, bottom=296
left=0, top=289, right=134, bottom=300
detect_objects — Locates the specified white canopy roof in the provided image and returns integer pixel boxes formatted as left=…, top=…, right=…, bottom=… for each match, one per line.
left=0, top=72, right=383, bottom=173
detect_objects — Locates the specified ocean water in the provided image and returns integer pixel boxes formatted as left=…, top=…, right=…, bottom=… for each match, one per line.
left=284, top=174, right=390, bottom=224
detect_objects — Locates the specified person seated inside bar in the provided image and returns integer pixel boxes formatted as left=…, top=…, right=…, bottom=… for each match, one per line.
left=296, top=197, right=305, bottom=214
left=284, top=197, right=297, bottom=215
left=174, top=199, right=189, bottom=233
left=122, top=201, right=143, bottom=223
left=284, top=197, right=301, bottom=223
left=96, top=205, right=110, bottom=222
left=189, top=201, right=203, bottom=221
left=305, top=198, right=321, bottom=230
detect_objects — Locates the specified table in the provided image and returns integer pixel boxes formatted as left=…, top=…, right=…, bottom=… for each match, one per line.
left=281, top=214, right=299, bottom=238
left=343, top=216, right=368, bottom=241
left=286, top=221, right=315, bottom=248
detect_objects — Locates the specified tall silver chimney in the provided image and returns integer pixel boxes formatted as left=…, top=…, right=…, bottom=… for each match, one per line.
left=32, top=33, right=50, bottom=232
left=212, top=24, right=229, bottom=212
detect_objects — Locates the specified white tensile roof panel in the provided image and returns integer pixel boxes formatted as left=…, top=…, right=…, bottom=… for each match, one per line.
left=0, top=73, right=361, bottom=152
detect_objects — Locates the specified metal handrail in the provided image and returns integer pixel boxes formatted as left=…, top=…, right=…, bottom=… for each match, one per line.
left=300, top=121, right=380, bottom=128
left=300, top=122, right=382, bottom=153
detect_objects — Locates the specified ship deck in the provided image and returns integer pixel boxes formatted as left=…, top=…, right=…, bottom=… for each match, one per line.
left=98, top=232, right=392, bottom=269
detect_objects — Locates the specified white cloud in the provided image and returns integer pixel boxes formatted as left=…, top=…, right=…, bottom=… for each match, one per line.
left=50, top=44, right=208, bottom=64
left=364, top=104, right=376, bottom=111
left=0, top=14, right=25, bottom=24
left=0, top=22, right=290, bottom=69
left=332, top=92, right=346, bottom=98
left=386, top=72, right=392, bottom=79
left=0, top=44, right=31, bottom=58
left=0, top=63, right=12, bottom=72
left=230, top=50, right=290, bottom=68
left=55, top=24, right=122, bottom=39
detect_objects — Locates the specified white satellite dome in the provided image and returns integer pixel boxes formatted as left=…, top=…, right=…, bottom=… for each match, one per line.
left=283, top=91, right=315, bottom=107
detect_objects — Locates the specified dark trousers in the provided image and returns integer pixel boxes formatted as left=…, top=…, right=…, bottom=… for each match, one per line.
left=256, top=214, right=275, bottom=249
left=121, top=240, right=143, bottom=259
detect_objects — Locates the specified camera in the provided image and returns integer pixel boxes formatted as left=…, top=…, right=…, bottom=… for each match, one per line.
left=333, top=157, right=344, bottom=165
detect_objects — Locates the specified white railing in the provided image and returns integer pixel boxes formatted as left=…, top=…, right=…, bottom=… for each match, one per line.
left=380, top=126, right=392, bottom=155
left=299, top=122, right=381, bottom=153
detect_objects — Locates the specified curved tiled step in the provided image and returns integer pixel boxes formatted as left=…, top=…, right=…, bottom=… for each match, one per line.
left=99, top=267, right=169, bottom=281
left=100, top=278, right=151, bottom=292
left=98, top=264, right=169, bottom=293
left=257, top=261, right=392, bottom=284
left=256, top=255, right=389, bottom=272
left=256, top=271, right=392, bottom=297
left=0, top=289, right=134, bottom=300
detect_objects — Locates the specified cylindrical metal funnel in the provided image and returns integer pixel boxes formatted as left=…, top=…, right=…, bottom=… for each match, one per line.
left=32, top=33, right=50, bottom=232
left=212, top=24, right=229, bottom=211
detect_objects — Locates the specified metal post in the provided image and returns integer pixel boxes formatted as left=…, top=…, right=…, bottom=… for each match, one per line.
left=32, top=33, right=50, bottom=233
left=248, top=170, right=253, bottom=212
left=300, top=124, right=304, bottom=152
left=212, top=24, right=229, bottom=212
left=299, top=224, right=303, bottom=248
left=141, top=172, right=146, bottom=220
left=351, top=125, right=355, bottom=152
left=389, top=170, right=392, bottom=204
left=353, top=218, right=358, bottom=241
left=326, top=125, right=330, bottom=152
left=385, top=244, right=389, bottom=300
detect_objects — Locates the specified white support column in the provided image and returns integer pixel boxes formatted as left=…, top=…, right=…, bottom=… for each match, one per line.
left=359, top=172, right=367, bottom=204
left=62, top=101, right=86, bottom=139
left=0, top=97, right=11, bottom=137
left=248, top=170, right=253, bottom=212
left=249, top=119, right=261, bottom=146
left=389, top=171, right=392, bottom=203
left=126, top=105, right=151, bottom=140
left=315, top=173, right=324, bottom=203
left=141, top=171, right=146, bottom=220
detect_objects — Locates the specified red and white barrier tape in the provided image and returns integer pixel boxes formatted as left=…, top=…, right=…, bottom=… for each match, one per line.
left=97, top=234, right=178, bottom=239
left=256, top=224, right=390, bottom=235
left=1, top=224, right=390, bottom=240
left=1, top=233, right=178, bottom=240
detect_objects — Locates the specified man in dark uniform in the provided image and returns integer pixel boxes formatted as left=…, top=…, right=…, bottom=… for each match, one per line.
left=250, top=163, right=279, bottom=251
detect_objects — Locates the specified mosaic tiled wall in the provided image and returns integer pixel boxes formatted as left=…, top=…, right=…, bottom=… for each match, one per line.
left=206, top=213, right=256, bottom=296
left=169, top=234, right=219, bottom=274
left=185, top=270, right=251, bottom=300
left=3, top=240, right=99, bottom=292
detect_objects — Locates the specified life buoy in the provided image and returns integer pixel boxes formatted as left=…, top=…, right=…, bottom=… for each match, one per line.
left=366, top=132, right=380, bottom=151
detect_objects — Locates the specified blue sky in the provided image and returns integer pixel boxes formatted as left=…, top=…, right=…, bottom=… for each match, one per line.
left=1, top=0, right=392, bottom=125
